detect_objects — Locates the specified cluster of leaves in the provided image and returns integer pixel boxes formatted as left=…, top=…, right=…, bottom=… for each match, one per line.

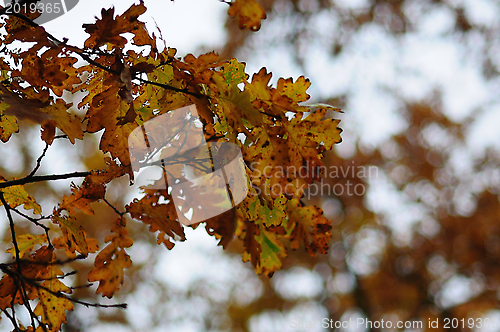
left=0, top=0, right=341, bottom=330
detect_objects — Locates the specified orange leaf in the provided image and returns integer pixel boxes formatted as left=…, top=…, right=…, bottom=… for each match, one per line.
left=286, top=199, right=332, bottom=255
left=59, top=181, right=105, bottom=216
left=127, top=191, right=185, bottom=249
left=83, top=4, right=151, bottom=50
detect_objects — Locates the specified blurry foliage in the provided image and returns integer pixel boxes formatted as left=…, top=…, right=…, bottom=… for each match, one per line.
left=215, top=0, right=500, bottom=331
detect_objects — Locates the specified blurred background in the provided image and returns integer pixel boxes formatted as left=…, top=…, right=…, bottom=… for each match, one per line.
left=1, top=0, right=500, bottom=331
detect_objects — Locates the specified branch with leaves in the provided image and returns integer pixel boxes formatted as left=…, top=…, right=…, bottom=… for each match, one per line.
left=0, top=0, right=342, bottom=330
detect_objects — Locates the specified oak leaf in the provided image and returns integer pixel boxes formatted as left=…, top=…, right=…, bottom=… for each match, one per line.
left=241, top=217, right=287, bottom=277
left=83, top=4, right=152, bottom=50
left=6, top=234, right=47, bottom=258
left=0, top=101, right=18, bottom=142
left=58, top=181, right=105, bottom=216
left=52, top=215, right=91, bottom=256
left=127, top=190, right=185, bottom=249
left=286, top=199, right=332, bottom=255
left=87, top=157, right=132, bottom=186
left=87, top=218, right=132, bottom=298
left=88, top=249, right=132, bottom=298
left=221, top=58, right=249, bottom=85
left=0, top=83, right=51, bottom=123
left=277, top=76, right=311, bottom=103
left=38, top=99, right=84, bottom=144
left=94, top=218, right=133, bottom=267
left=34, top=279, right=74, bottom=332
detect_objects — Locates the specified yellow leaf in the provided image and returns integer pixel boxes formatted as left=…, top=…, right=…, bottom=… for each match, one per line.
left=34, top=280, right=73, bottom=332
left=52, top=236, right=99, bottom=259
left=0, top=179, right=42, bottom=215
left=52, top=215, right=89, bottom=256
left=277, top=76, right=311, bottom=103
left=286, top=108, right=342, bottom=150
left=39, top=99, right=84, bottom=144
left=0, top=101, right=18, bottom=142
left=228, top=0, right=267, bottom=31
left=6, top=234, right=47, bottom=258
left=286, top=198, right=332, bottom=255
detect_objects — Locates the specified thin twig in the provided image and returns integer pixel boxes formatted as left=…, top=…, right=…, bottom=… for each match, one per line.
left=1, top=307, right=18, bottom=331
left=103, top=198, right=125, bottom=216
left=10, top=208, right=52, bottom=247
left=0, top=192, right=21, bottom=263
left=29, top=270, right=77, bottom=281
left=27, top=143, right=49, bottom=178
left=69, top=283, right=94, bottom=290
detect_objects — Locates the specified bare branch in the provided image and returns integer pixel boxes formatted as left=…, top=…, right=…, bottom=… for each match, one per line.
left=27, top=143, right=49, bottom=178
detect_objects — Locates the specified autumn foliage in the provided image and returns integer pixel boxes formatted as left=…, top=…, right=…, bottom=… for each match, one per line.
left=0, top=1, right=342, bottom=330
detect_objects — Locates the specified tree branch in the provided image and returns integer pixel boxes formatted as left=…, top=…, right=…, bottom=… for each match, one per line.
left=0, top=192, right=44, bottom=331
left=0, top=171, right=91, bottom=189
left=0, top=10, right=209, bottom=101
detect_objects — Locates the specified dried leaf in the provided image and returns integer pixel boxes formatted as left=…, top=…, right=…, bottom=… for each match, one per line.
left=88, top=250, right=132, bottom=298
left=52, top=215, right=90, bottom=256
